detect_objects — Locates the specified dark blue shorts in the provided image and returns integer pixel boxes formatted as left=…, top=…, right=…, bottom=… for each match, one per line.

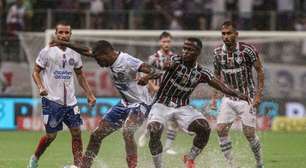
left=103, top=102, right=151, bottom=129
left=42, top=97, right=82, bottom=133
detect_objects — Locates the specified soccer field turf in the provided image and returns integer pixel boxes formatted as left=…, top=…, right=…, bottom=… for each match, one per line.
left=0, top=131, right=305, bottom=168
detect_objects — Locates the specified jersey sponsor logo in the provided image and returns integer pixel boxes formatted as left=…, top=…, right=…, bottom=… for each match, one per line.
left=53, top=70, right=73, bottom=79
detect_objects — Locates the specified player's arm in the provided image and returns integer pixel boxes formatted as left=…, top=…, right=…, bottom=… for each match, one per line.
left=137, top=63, right=163, bottom=85
left=210, top=54, right=222, bottom=109
left=74, top=68, right=96, bottom=107
left=208, top=77, right=249, bottom=102
left=253, top=55, right=264, bottom=107
left=148, top=80, right=160, bottom=93
left=32, top=64, right=48, bottom=96
left=50, top=39, right=93, bottom=57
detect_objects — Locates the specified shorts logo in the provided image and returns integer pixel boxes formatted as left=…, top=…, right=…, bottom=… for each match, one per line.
left=49, top=118, right=58, bottom=128
left=69, top=58, right=75, bottom=66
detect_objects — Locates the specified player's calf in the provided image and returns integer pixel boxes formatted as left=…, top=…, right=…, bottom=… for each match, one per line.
left=123, top=119, right=139, bottom=168
left=185, top=119, right=211, bottom=161
left=148, top=122, right=164, bottom=168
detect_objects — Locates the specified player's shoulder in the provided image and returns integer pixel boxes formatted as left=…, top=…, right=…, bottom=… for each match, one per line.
left=213, top=45, right=223, bottom=55
left=198, top=64, right=213, bottom=74
left=197, top=64, right=214, bottom=79
left=240, top=42, right=258, bottom=54
left=38, top=46, right=52, bottom=56
left=120, top=51, right=137, bottom=60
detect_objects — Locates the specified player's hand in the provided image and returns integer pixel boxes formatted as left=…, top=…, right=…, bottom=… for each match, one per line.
left=137, top=76, right=149, bottom=85
left=237, top=93, right=249, bottom=103
left=39, top=88, right=48, bottom=96
left=252, top=97, right=261, bottom=108
left=87, top=95, right=96, bottom=107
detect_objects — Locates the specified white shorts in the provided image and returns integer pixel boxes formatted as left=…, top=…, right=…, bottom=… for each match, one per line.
left=147, top=103, right=206, bottom=133
left=217, top=97, right=257, bottom=128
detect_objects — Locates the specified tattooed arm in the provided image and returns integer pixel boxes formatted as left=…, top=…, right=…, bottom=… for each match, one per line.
left=137, top=63, right=163, bottom=85
left=50, top=38, right=93, bottom=57
left=253, top=55, right=264, bottom=107
left=208, top=77, right=249, bottom=102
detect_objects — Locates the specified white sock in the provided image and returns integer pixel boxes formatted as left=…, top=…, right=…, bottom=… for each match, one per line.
left=152, top=153, right=163, bottom=168
left=219, top=136, right=233, bottom=165
left=187, top=145, right=202, bottom=160
left=249, top=136, right=263, bottom=166
left=164, top=129, right=176, bottom=150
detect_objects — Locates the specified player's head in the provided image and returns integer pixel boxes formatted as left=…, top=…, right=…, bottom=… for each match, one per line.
left=92, top=40, right=115, bottom=67
left=55, top=21, right=72, bottom=42
left=159, top=31, right=172, bottom=52
left=221, top=21, right=238, bottom=46
left=182, top=37, right=202, bottom=63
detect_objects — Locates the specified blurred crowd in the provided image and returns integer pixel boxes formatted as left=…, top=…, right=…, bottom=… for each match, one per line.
left=2, top=0, right=306, bottom=63
left=1, top=0, right=306, bottom=33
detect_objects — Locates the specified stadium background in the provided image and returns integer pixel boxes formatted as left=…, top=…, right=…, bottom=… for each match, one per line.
left=0, top=0, right=306, bottom=168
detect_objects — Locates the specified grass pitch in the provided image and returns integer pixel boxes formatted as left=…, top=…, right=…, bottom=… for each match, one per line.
left=0, top=130, right=305, bottom=168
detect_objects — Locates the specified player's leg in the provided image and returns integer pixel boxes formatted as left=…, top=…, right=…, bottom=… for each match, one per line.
left=122, top=103, right=149, bottom=168
left=239, top=104, right=263, bottom=168
left=28, top=98, right=63, bottom=168
left=69, top=127, right=83, bottom=167
left=148, top=121, right=164, bottom=168
left=185, top=118, right=211, bottom=167
left=175, top=106, right=210, bottom=167
left=28, top=132, right=58, bottom=168
left=216, top=97, right=236, bottom=167
left=147, top=103, right=169, bottom=168
left=137, top=119, right=149, bottom=147
left=81, top=103, right=129, bottom=168
left=163, top=120, right=178, bottom=155
left=242, top=125, right=263, bottom=168
left=64, top=105, right=84, bottom=167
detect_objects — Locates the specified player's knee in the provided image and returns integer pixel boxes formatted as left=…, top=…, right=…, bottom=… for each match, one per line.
left=195, top=120, right=211, bottom=137
left=46, top=133, right=57, bottom=141
left=147, top=121, right=163, bottom=135
left=217, top=124, right=229, bottom=137
left=123, top=124, right=137, bottom=139
left=70, top=128, right=81, bottom=137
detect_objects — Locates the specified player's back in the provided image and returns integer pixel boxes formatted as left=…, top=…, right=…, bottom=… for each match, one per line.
left=110, top=52, right=152, bottom=105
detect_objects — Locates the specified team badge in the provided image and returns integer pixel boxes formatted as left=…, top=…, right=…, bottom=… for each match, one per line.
left=235, top=55, right=242, bottom=64
left=68, top=58, right=75, bottom=66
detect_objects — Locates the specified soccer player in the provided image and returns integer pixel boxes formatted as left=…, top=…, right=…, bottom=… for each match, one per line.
left=138, top=31, right=178, bottom=155
left=27, top=22, right=96, bottom=168
left=50, top=39, right=162, bottom=168
left=143, top=37, right=250, bottom=168
left=211, top=21, right=265, bottom=168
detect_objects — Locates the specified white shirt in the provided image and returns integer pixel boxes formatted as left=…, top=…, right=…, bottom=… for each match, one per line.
left=36, top=46, right=83, bottom=106
left=110, top=52, right=152, bottom=106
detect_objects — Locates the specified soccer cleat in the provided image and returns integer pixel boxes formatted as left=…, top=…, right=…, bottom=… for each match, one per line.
left=165, top=148, right=177, bottom=155
left=27, top=155, right=38, bottom=168
left=183, top=155, right=195, bottom=168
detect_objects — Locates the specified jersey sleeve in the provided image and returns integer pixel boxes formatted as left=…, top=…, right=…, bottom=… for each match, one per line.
left=243, top=45, right=258, bottom=65
left=74, top=52, right=83, bottom=69
left=126, top=54, right=144, bottom=72
left=148, top=54, right=156, bottom=66
left=35, top=48, right=49, bottom=68
left=200, top=67, right=214, bottom=83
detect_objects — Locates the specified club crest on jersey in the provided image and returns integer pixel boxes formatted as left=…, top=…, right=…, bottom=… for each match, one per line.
left=68, top=58, right=75, bottom=66
left=235, top=55, right=243, bottom=64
